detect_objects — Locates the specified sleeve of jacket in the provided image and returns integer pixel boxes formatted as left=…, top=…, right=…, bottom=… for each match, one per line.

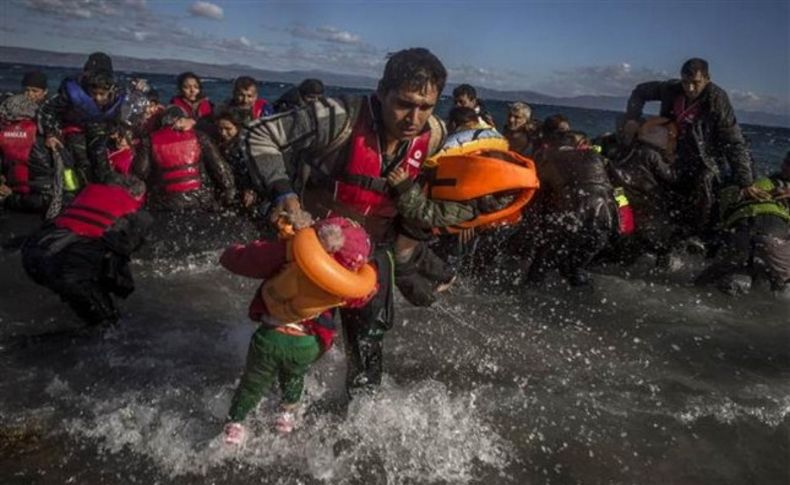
left=37, top=92, right=69, bottom=138
left=710, top=88, right=753, bottom=187
left=243, top=96, right=352, bottom=199
left=197, top=131, right=236, bottom=198
left=625, top=81, right=666, bottom=121
left=394, top=179, right=477, bottom=229
left=219, top=239, right=287, bottom=279
left=133, top=137, right=151, bottom=182
left=84, top=123, right=115, bottom=183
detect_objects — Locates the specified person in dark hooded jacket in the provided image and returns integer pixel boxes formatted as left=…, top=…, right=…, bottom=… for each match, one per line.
left=623, top=58, right=760, bottom=238
left=37, top=52, right=125, bottom=187
left=21, top=174, right=152, bottom=328
left=526, top=131, right=619, bottom=286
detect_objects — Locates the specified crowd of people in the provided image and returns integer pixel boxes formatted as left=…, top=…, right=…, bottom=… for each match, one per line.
left=1, top=49, right=787, bottom=445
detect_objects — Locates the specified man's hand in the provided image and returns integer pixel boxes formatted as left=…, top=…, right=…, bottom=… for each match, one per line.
left=742, top=184, right=771, bottom=201
left=271, top=194, right=312, bottom=229
left=386, top=167, right=409, bottom=187
left=45, top=136, right=64, bottom=151
left=241, top=189, right=256, bottom=208
left=459, top=227, right=475, bottom=245
left=773, top=186, right=790, bottom=200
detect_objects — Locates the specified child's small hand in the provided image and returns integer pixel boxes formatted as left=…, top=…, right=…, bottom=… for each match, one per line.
left=386, top=168, right=409, bottom=187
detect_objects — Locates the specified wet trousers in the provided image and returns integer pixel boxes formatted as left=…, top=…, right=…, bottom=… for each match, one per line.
left=340, top=248, right=395, bottom=396
left=228, top=327, right=321, bottom=422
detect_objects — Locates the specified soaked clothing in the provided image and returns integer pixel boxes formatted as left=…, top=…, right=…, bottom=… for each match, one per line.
left=625, top=80, right=754, bottom=231
left=244, top=95, right=445, bottom=393
left=3, top=140, right=63, bottom=213
left=228, top=328, right=321, bottom=422
left=141, top=129, right=236, bottom=211
left=21, top=204, right=152, bottom=326
left=527, top=147, right=618, bottom=283
left=608, top=142, right=679, bottom=255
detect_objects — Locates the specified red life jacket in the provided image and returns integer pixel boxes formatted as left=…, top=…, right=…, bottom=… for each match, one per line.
left=170, top=96, right=213, bottom=119
left=150, top=127, right=203, bottom=193
left=334, top=99, right=431, bottom=218
left=54, top=184, right=143, bottom=238
left=108, top=146, right=134, bottom=175
left=0, top=119, right=37, bottom=194
left=672, top=95, right=701, bottom=139
left=251, top=98, right=268, bottom=119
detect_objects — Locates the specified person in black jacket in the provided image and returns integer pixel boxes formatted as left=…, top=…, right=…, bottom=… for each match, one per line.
left=622, top=58, right=762, bottom=238
left=525, top=131, right=618, bottom=286
left=21, top=174, right=152, bottom=328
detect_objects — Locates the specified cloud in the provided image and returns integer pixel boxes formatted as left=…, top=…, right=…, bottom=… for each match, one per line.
left=447, top=64, right=531, bottom=91
left=188, top=1, right=223, bottom=20
left=289, top=25, right=362, bottom=45
left=22, top=0, right=121, bottom=19
left=533, top=63, right=671, bottom=97
left=729, top=90, right=790, bottom=116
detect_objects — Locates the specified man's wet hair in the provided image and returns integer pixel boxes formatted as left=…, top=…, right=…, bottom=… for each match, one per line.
left=146, top=89, right=160, bottom=104
left=176, top=72, right=203, bottom=95
left=547, top=130, right=589, bottom=149
left=542, top=114, right=570, bottom=136
left=448, top=106, right=478, bottom=129
left=298, top=78, right=324, bottom=97
left=378, top=48, right=447, bottom=96
left=452, top=84, right=477, bottom=100
left=233, top=76, right=257, bottom=94
left=681, top=58, right=709, bottom=79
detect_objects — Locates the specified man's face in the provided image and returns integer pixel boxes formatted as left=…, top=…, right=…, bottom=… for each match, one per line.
left=23, top=86, right=47, bottom=104
left=378, top=83, right=439, bottom=142
left=89, top=87, right=111, bottom=107
left=234, top=86, right=257, bottom=108
left=453, top=94, right=476, bottom=109
left=681, top=71, right=710, bottom=101
left=507, top=110, right=528, bottom=131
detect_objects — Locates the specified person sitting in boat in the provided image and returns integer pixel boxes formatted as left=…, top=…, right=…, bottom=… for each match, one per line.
left=503, top=102, right=540, bottom=156
left=215, top=109, right=258, bottom=214
left=142, top=106, right=236, bottom=212
left=525, top=131, right=618, bottom=287
left=21, top=173, right=152, bottom=330
left=170, top=72, right=213, bottom=122
left=38, top=52, right=125, bottom=187
left=220, top=76, right=272, bottom=123
left=452, top=84, right=496, bottom=128
left=695, top=155, right=790, bottom=295
left=220, top=216, right=376, bottom=443
left=0, top=94, right=54, bottom=212
left=272, top=78, right=325, bottom=113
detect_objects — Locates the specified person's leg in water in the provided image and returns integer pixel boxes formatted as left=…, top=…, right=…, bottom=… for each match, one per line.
left=275, top=333, right=321, bottom=434
left=393, top=235, right=455, bottom=306
left=340, top=249, right=394, bottom=398
left=226, top=327, right=282, bottom=444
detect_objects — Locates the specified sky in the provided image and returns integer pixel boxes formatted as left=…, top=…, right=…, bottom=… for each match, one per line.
left=1, top=0, right=788, bottom=115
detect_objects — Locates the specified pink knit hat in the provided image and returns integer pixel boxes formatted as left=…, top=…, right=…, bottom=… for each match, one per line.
left=314, top=217, right=372, bottom=271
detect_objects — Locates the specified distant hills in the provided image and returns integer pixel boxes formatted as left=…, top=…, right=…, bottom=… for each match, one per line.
left=1, top=46, right=787, bottom=128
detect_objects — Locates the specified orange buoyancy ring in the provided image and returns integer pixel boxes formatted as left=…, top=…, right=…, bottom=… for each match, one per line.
left=429, top=149, right=540, bottom=232
left=261, top=227, right=377, bottom=324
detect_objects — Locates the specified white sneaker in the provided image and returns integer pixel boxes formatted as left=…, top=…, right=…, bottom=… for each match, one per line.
left=223, top=422, right=246, bottom=446
left=274, top=411, right=295, bottom=435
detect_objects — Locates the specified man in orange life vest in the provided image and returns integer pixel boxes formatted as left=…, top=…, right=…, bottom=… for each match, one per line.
left=244, top=48, right=449, bottom=395
left=623, top=58, right=761, bottom=239
left=21, top=173, right=153, bottom=328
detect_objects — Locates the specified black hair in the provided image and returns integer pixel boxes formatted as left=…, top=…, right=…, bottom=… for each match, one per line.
left=681, top=58, right=710, bottom=79
left=176, top=72, right=203, bottom=96
left=452, top=84, right=477, bottom=100
left=214, top=109, right=244, bottom=129
left=542, top=114, right=570, bottom=135
left=145, top=89, right=160, bottom=104
left=82, top=70, right=116, bottom=91
left=298, top=78, right=324, bottom=97
left=83, top=52, right=113, bottom=75
left=233, top=76, right=257, bottom=94
left=448, top=106, right=478, bottom=128
left=378, top=48, right=447, bottom=96
left=546, top=130, right=588, bottom=149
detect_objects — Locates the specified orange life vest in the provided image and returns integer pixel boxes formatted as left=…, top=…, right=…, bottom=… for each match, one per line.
left=261, top=227, right=376, bottom=324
